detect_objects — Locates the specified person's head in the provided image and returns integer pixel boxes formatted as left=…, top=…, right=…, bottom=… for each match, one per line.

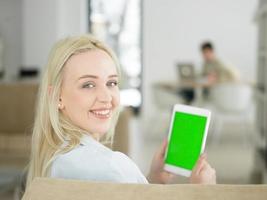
left=27, top=34, right=121, bottom=187
left=201, top=41, right=215, bottom=62
left=59, top=42, right=120, bottom=140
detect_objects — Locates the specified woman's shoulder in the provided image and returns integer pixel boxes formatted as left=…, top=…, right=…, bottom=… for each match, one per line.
left=112, top=151, right=134, bottom=164
left=52, top=137, right=114, bottom=167
left=50, top=135, right=147, bottom=183
left=50, top=144, right=119, bottom=181
left=112, top=151, right=142, bottom=172
left=57, top=135, right=113, bottom=161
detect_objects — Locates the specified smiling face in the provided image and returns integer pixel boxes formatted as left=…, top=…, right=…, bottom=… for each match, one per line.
left=59, top=49, right=120, bottom=139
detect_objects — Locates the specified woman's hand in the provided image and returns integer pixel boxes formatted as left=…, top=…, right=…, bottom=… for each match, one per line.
left=190, top=153, right=216, bottom=184
left=147, top=139, right=216, bottom=185
left=147, top=139, right=174, bottom=184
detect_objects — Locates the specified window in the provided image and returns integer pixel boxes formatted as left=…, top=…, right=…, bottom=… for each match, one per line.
left=88, top=0, right=142, bottom=112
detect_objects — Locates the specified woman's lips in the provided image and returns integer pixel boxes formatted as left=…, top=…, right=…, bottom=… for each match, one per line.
left=89, top=109, right=112, bottom=119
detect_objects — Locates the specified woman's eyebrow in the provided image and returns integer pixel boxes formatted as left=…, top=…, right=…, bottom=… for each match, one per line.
left=78, top=75, right=98, bottom=80
left=108, top=75, right=118, bottom=78
left=77, top=74, right=118, bottom=81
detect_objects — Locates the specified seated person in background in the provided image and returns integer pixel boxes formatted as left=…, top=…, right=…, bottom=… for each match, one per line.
left=200, top=41, right=240, bottom=97
left=26, top=35, right=216, bottom=189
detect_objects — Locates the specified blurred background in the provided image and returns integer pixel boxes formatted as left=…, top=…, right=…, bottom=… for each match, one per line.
left=0, top=0, right=266, bottom=199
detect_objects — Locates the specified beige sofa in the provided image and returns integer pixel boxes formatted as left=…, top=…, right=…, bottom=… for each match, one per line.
left=0, top=83, right=37, bottom=169
left=22, top=178, right=267, bottom=200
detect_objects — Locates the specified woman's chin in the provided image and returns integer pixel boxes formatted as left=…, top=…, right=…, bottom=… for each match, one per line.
left=87, top=128, right=110, bottom=139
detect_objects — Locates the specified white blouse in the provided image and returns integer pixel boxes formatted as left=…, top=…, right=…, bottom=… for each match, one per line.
left=50, top=134, right=148, bottom=184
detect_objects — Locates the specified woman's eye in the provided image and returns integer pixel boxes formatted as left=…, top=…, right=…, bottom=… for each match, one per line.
left=107, top=81, right=118, bottom=87
left=82, top=82, right=95, bottom=88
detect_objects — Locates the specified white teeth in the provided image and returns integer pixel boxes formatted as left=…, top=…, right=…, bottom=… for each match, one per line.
left=91, top=109, right=111, bottom=116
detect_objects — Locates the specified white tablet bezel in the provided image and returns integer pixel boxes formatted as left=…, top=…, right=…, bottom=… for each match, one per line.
left=164, top=104, right=211, bottom=177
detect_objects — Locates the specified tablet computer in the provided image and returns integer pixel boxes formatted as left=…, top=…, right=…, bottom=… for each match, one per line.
left=164, top=104, right=211, bottom=177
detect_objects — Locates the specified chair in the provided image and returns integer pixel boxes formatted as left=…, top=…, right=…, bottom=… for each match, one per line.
left=209, top=82, right=254, bottom=145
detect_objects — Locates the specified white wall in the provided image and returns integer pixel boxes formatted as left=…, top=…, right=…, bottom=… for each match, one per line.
left=0, top=0, right=22, bottom=80
left=22, top=0, right=58, bottom=70
left=142, top=0, right=258, bottom=127
left=22, top=0, right=88, bottom=72
left=57, top=0, right=88, bottom=39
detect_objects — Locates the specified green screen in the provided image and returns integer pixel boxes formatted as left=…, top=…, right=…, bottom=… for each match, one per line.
left=165, top=111, right=207, bottom=170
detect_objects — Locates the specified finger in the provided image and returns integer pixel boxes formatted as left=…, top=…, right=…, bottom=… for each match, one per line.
left=159, top=172, right=175, bottom=184
left=199, top=160, right=214, bottom=176
left=194, top=156, right=207, bottom=175
left=164, top=171, right=175, bottom=178
left=199, top=167, right=215, bottom=182
left=158, top=138, right=168, bottom=157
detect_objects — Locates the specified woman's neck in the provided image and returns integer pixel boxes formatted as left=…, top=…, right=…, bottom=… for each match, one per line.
left=90, top=133, right=100, bottom=141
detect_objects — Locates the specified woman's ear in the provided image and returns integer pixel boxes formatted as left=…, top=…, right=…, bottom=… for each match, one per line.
left=49, top=85, right=65, bottom=110
left=58, top=98, right=65, bottom=110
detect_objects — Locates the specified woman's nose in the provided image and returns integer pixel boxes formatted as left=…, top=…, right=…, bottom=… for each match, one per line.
left=96, top=86, right=112, bottom=103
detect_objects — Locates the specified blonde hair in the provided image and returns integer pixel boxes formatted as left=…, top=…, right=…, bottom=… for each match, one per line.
left=26, top=35, right=121, bottom=187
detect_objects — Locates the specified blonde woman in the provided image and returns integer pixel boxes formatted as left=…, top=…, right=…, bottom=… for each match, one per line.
left=26, top=35, right=216, bottom=188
